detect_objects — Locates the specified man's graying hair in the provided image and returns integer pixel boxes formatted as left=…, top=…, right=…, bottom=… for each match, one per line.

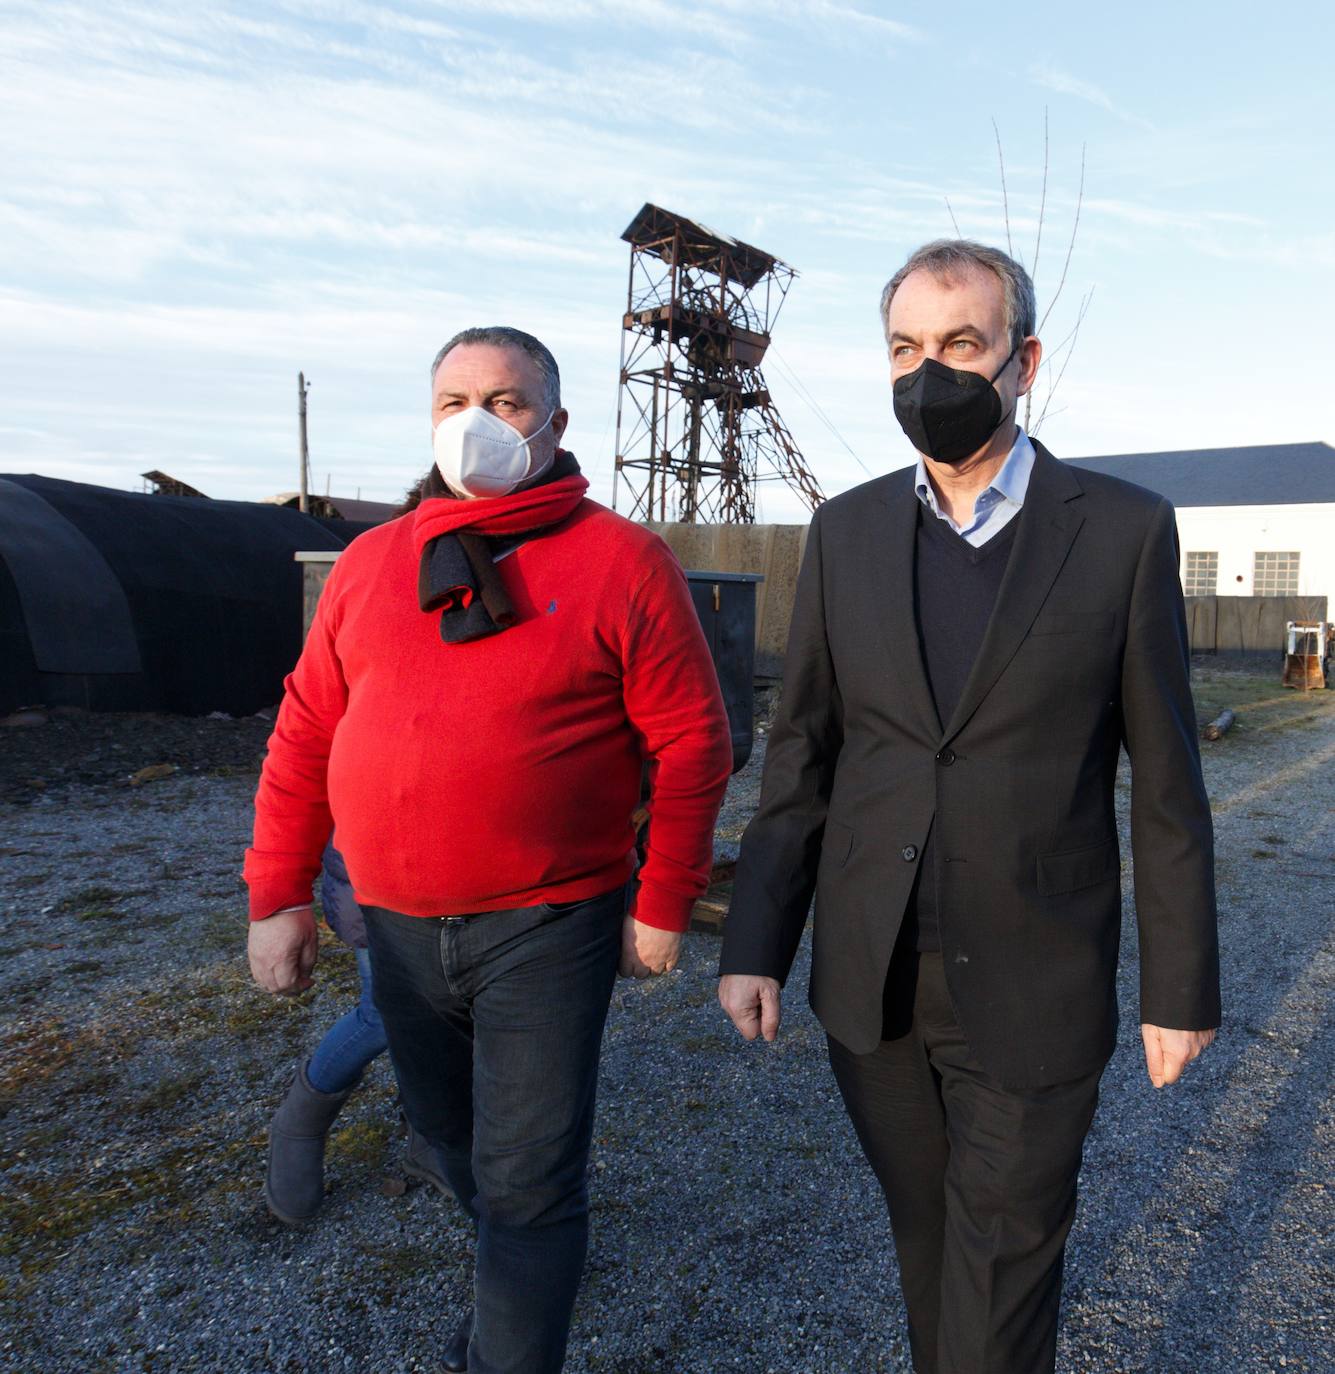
left=430, top=326, right=562, bottom=411
left=396, top=326, right=562, bottom=516
left=880, top=240, right=1037, bottom=353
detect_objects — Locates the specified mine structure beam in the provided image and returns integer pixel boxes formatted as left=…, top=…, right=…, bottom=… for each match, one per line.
left=612, top=203, right=825, bottom=524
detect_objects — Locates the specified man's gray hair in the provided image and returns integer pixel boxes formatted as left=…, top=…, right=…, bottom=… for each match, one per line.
left=430, top=326, right=562, bottom=411
left=880, top=240, right=1037, bottom=353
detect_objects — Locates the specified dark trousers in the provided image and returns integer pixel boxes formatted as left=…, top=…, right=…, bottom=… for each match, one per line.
left=827, top=949, right=1102, bottom=1374
left=363, top=888, right=625, bottom=1374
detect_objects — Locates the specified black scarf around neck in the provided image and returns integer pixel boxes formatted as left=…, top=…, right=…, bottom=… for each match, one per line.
left=417, top=452, right=583, bottom=644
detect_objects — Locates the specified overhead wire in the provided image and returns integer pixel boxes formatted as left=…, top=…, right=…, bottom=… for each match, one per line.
left=767, top=346, right=876, bottom=480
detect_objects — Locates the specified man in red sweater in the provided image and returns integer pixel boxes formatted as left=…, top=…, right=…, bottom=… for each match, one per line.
left=245, top=326, right=733, bottom=1374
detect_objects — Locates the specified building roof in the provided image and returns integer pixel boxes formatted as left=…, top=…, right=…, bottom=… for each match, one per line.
left=141, top=469, right=209, bottom=498
left=322, top=495, right=400, bottom=523
left=0, top=472, right=367, bottom=716
left=1063, top=441, right=1335, bottom=508
left=259, top=492, right=399, bottom=523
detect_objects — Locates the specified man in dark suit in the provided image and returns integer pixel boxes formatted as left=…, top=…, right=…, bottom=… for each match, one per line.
left=718, top=240, right=1220, bottom=1374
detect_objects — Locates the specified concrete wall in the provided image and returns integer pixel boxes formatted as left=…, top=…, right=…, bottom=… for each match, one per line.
left=1175, top=503, right=1335, bottom=606
left=1185, top=596, right=1328, bottom=655
left=297, top=552, right=338, bottom=640
left=305, top=539, right=1323, bottom=672
left=648, top=522, right=808, bottom=678
left=301, top=534, right=808, bottom=679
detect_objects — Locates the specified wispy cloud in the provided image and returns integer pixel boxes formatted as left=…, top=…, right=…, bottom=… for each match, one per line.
left=1081, top=197, right=1265, bottom=232
left=1, top=1, right=1327, bottom=507
left=1029, top=62, right=1154, bottom=130
left=726, top=0, right=924, bottom=43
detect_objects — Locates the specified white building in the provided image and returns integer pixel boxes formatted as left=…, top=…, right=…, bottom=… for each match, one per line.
left=1065, top=442, right=1335, bottom=611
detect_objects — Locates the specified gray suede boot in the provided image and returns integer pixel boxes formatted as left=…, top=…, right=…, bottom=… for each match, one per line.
left=402, top=1113, right=456, bottom=1201
left=264, top=1061, right=358, bottom=1224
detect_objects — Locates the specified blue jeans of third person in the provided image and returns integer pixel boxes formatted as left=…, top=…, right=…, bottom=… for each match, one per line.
left=305, top=947, right=389, bottom=1094
left=362, top=887, right=625, bottom=1374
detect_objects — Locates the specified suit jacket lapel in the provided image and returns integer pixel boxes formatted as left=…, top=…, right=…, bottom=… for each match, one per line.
left=940, top=442, right=1085, bottom=744
left=872, top=474, right=942, bottom=741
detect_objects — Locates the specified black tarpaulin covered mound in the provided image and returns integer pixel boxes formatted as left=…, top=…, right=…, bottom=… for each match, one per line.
left=0, top=474, right=380, bottom=717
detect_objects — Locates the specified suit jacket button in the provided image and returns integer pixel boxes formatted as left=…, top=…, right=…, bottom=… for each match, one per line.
left=936, top=748, right=956, bottom=766
left=901, top=845, right=918, bottom=862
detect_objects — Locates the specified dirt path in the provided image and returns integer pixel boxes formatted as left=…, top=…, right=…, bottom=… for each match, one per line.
left=1, top=663, right=1331, bottom=1372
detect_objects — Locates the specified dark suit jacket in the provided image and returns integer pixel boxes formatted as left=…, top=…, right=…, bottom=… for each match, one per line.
left=720, top=441, right=1221, bottom=1089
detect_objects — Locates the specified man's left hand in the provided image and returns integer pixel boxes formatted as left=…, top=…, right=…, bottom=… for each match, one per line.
left=619, top=916, right=682, bottom=979
left=1141, top=1023, right=1216, bottom=1088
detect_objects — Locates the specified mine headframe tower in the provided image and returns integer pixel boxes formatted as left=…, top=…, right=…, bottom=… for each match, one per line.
left=612, top=203, right=825, bottom=524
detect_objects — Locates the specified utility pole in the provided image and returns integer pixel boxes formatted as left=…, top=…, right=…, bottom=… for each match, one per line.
left=297, top=372, right=311, bottom=513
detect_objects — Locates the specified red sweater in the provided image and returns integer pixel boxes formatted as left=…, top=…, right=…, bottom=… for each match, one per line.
left=244, top=498, right=732, bottom=931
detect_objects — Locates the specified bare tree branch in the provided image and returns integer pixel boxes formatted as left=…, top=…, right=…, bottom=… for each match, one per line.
left=1036, top=141, right=1086, bottom=336
left=1032, top=106, right=1049, bottom=283
left=1043, top=288, right=1095, bottom=362
left=992, top=117, right=1013, bottom=258
left=992, top=118, right=1089, bottom=432
left=1033, top=287, right=1093, bottom=434
left=944, top=195, right=963, bottom=238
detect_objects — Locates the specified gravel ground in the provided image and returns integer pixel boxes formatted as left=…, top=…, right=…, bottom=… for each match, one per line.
left=1, top=661, right=1331, bottom=1373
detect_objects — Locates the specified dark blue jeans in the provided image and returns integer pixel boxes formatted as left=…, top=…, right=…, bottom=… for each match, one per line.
left=363, top=888, right=625, bottom=1374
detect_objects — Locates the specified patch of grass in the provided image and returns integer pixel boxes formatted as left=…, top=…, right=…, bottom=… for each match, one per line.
left=65, top=959, right=105, bottom=976
left=201, top=908, right=245, bottom=954
left=224, top=990, right=313, bottom=1038
left=57, top=884, right=123, bottom=921
left=130, top=976, right=257, bottom=1041
left=56, top=1067, right=118, bottom=1102
left=1190, top=670, right=1296, bottom=717
left=57, top=883, right=119, bottom=907
left=1251, top=850, right=1276, bottom=859
left=12, top=873, right=52, bottom=889
left=12, top=975, right=55, bottom=1009
left=0, top=1017, right=104, bottom=1117
left=5, top=1121, right=67, bottom=1153
left=1260, top=834, right=1288, bottom=845
left=328, top=1119, right=391, bottom=1168
left=86, top=913, right=176, bottom=951
left=131, top=1069, right=206, bottom=1116
left=0, top=1138, right=256, bottom=1277
left=317, top=948, right=361, bottom=1000
left=355, top=1238, right=442, bottom=1285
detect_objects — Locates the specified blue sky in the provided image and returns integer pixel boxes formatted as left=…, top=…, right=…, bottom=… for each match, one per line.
left=2, top=1, right=1331, bottom=520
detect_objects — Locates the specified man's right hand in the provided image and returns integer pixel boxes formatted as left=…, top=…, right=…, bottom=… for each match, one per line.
left=718, top=974, right=782, bottom=1042
left=247, top=905, right=318, bottom=995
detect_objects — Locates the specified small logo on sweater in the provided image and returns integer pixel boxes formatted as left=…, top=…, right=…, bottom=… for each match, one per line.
left=547, top=600, right=558, bottom=614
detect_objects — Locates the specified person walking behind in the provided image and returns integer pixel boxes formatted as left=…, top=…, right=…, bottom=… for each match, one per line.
left=263, top=838, right=450, bottom=1225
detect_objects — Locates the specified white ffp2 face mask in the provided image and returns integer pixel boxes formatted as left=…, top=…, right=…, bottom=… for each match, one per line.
left=432, top=406, right=555, bottom=499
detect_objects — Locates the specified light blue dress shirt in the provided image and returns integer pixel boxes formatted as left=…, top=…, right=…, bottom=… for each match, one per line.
left=914, top=429, right=1036, bottom=547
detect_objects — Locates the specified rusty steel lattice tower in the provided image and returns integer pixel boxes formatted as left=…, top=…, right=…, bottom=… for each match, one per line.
left=612, top=204, right=824, bottom=524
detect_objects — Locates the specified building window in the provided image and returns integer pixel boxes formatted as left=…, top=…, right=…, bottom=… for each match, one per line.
left=1253, top=551, right=1300, bottom=597
left=1184, top=551, right=1217, bottom=597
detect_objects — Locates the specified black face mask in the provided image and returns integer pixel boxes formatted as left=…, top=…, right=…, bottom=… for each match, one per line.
left=892, top=344, right=1019, bottom=464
